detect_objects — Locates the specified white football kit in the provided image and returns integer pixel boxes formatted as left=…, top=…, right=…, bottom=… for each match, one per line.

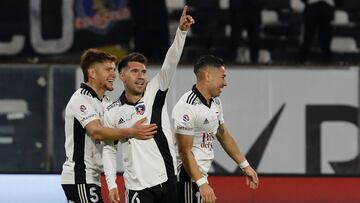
left=61, top=83, right=112, bottom=186
left=172, top=85, right=225, bottom=178
left=103, top=27, right=188, bottom=191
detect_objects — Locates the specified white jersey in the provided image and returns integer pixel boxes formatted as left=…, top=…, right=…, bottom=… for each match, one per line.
left=61, top=83, right=111, bottom=186
left=103, top=28, right=188, bottom=191
left=172, top=85, right=225, bottom=177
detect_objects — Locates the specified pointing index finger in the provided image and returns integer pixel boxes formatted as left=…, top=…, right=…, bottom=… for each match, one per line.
left=182, top=5, right=188, bottom=16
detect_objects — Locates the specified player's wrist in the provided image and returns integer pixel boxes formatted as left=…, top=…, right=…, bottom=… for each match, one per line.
left=239, top=160, right=250, bottom=170
left=195, top=177, right=208, bottom=187
left=126, top=128, right=135, bottom=139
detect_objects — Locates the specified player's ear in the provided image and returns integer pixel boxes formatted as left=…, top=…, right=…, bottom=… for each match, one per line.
left=205, top=70, right=211, bottom=81
left=119, top=70, right=126, bottom=81
left=88, top=66, right=96, bottom=80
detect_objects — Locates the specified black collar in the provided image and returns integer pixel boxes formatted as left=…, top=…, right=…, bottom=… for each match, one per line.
left=119, top=91, right=144, bottom=106
left=192, top=85, right=213, bottom=108
left=81, top=83, right=101, bottom=101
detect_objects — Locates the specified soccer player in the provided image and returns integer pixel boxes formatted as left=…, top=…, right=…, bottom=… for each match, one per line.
left=102, top=6, right=194, bottom=203
left=172, top=55, right=259, bottom=203
left=61, top=48, right=158, bottom=203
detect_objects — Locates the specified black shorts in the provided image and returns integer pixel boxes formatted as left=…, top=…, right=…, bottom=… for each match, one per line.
left=177, top=166, right=201, bottom=203
left=62, top=183, right=103, bottom=203
left=125, top=177, right=178, bottom=203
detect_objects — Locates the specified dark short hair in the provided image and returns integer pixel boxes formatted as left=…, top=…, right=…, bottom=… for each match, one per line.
left=194, top=55, right=225, bottom=75
left=117, top=52, right=148, bottom=73
left=80, top=48, right=117, bottom=82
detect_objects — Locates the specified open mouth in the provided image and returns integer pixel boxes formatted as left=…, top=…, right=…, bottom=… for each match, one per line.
left=135, top=81, right=145, bottom=87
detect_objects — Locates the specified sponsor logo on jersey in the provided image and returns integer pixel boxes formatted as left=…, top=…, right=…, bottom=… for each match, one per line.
left=80, top=104, right=87, bottom=112
left=183, top=114, right=190, bottom=122
left=203, top=118, right=209, bottom=124
left=80, top=113, right=96, bottom=123
left=118, top=118, right=125, bottom=125
left=135, top=103, right=145, bottom=115
left=201, top=132, right=216, bottom=150
left=176, top=125, right=192, bottom=131
left=106, top=100, right=119, bottom=111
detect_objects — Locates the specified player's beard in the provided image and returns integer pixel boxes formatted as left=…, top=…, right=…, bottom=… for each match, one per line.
left=105, top=80, right=114, bottom=91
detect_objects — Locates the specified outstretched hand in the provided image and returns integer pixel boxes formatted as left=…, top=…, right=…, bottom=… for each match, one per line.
left=179, top=5, right=195, bottom=31
left=131, top=117, right=157, bottom=140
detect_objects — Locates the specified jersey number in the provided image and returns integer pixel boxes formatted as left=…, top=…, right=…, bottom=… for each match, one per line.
left=131, top=192, right=140, bottom=203
left=89, top=187, right=99, bottom=202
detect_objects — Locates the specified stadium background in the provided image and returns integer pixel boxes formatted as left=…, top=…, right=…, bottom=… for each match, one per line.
left=0, top=0, right=360, bottom=202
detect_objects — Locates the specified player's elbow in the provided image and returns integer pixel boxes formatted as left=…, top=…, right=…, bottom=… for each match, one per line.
left=178, top=147, right=192, bottom=159
left=88, top=128, right=106, bottom=141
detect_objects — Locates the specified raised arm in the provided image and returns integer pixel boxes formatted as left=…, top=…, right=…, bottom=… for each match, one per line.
left=157, top=5, right=195, bottom=90
left=216, top=123, right=259, bottom=189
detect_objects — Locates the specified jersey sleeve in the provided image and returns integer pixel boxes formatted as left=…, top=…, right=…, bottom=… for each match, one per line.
left=172, top=102, right=196, bottom=136
left=103, top=140, right=118, bottom=190
left=155, top=28, right=188, bottom=91
left=68, top=95, right=100, bottom=128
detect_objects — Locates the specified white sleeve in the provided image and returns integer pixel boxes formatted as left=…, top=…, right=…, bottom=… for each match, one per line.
left=156, top=28, right=188, bottom=91
left=103, top=140, right=118, bottom=190
left=69, top=95, right=99, bottom=128
left=103, top=105, right=118, bottom=190
left=172, top=103, right=195, bottom=136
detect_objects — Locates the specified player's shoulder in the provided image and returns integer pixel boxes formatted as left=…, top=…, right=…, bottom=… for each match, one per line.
left=179, top=90, right=201, bottom=106
left=68, top=89, right=91, bottom=104
left=72, top=87, right=98, bottom=101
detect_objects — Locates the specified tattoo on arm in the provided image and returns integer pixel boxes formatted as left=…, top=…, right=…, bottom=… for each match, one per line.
left=217, top=124, right=225, bottom=137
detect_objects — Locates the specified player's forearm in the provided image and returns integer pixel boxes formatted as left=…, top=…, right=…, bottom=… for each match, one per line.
left=219, top=134, right=247, bottom=164
left=180, top=150, right=204, bottom=181
left=91, top=127, right=133, bottom=141
left=217, top=125, right=246, bottom=164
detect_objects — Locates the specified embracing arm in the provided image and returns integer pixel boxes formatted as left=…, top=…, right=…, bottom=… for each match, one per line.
left=86, top=117, right=157, bottom=141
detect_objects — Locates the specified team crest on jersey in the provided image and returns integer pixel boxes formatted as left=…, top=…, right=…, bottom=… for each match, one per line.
left=183, top=114, right=190, bottom=122
left=135, top=103, right=145, bottom=115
